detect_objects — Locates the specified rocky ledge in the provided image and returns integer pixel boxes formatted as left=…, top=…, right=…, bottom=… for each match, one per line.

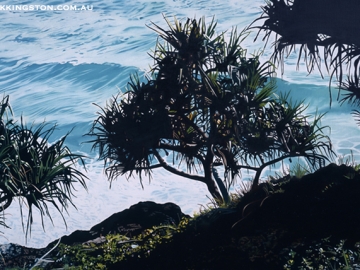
left=0, top=201, right=190, bottom=269
left=2, top=163, right=360, bottom=269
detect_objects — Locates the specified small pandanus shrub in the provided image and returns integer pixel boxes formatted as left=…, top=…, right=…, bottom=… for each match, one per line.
left=0, top=95, right=88, bottom=237
left=88, top=15, right=335, bottom=205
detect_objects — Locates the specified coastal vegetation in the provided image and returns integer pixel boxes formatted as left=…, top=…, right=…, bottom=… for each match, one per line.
left=3, top=3, right=360, bottom=268
left=88, top=15, right=335, bottom=205
left=251, top=0, right=360, bottom=112
left=0, top=95, right=88, bottom=238
left=41, top=163, right=360, bottom=269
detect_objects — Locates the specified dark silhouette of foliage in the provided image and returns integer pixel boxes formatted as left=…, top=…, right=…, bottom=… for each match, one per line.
left=251, top=0, right=360, bottom=106
left=0, top=95, right=88, bottom=237
left=88, top=15, right=334, bottom=204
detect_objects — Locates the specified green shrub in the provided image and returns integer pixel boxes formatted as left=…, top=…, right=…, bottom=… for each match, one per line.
left=58, top=217, right=190, bottom=269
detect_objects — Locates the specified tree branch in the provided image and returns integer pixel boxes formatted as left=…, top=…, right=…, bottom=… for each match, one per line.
left=250, top=153, right=302, bottom=188
left=158, top=142, right=205, bottom=163
left=153, top=150, right=206, bottom=183
left=138, top=164, right=164, bottom=170
left=236, top=152, right=299, bottom=173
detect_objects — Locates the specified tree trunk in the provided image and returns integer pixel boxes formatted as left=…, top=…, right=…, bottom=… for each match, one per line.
left=204, top=149, right=224, bottom=204
left=251, top=165, right=266, bottom=191
left=212, top=166, right=230, bottom=204
left=205, top=169, right=223, bottom=204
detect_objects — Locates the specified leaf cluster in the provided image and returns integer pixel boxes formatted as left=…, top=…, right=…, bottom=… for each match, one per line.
left=0, top=95, right=88, bottom=237
left=251, top=0, right=360, bottom=106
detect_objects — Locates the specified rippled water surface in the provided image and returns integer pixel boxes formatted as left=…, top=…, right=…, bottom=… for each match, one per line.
left=0, top=1, right=358, bottom=247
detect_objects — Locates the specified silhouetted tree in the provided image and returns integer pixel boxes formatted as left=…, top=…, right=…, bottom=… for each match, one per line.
left=89, top=16, right=334, bottom=204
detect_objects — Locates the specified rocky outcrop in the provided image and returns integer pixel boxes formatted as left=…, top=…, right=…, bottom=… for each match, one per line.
left=4, top=164, right=360, bottom=269
left=0, top=201, right=190, bottom=269
left=51, top=201, right=189, bottom=247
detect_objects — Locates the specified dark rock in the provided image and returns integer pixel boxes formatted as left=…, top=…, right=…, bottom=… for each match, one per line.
left=134, top=164, right=360, bottom=269
left=53, top=201, right=189, bottom=247
left=0, top=201, right=190, bottom=269
left=90, top=201, right=186, bottom=237
left=233, top=163, right=360, bottom=240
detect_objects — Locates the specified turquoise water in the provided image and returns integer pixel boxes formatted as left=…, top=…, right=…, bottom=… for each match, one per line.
left=0, top=1, right=358, bottom=248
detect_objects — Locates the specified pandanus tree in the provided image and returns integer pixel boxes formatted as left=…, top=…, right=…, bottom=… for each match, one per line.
left=250, top=0, right=360, bottom=111
left=89, top=16, right=335, bottom=204
left=0, top=95, right=87, bottom=237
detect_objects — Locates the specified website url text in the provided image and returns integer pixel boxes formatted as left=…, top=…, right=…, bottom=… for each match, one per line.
left=0, top=5, right=93, bottom=11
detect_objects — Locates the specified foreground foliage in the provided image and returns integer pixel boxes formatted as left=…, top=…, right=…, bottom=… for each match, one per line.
left=47, top=163, right=360, bottom=269
left=88, top=15, right=335, bottom=204
left=0, top=95, right=88, bottom=237
left=57, top=219, right=189, bottom=269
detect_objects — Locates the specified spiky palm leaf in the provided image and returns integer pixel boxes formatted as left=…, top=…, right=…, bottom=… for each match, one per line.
left=251, top=0, right=360, bottom=104
left=0, top=95, right=88, bottom=237
left=339, top=75, right=360, bottom=106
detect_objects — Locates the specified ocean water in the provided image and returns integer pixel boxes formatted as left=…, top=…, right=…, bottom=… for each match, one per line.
left=0, top=0, right=359, bottom=248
